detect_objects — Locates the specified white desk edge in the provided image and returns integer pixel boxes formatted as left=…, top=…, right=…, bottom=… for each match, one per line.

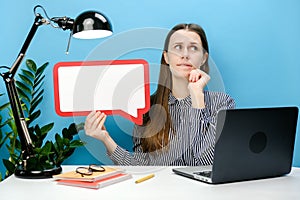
left=0, top=166, right=299, bottom=200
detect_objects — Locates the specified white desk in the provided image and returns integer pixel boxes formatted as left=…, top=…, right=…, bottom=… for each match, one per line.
left=0, top=166, right=299, bottom=200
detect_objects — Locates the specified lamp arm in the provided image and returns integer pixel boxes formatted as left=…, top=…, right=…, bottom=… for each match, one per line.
left=9, top=14, right=45, bottom=78
left=1, top=13, right=47, bottom=162
left=4, top=77, right=34, bottom=158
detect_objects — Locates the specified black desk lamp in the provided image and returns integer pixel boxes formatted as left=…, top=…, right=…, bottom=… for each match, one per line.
left=0, top=5, right=112, bottom=178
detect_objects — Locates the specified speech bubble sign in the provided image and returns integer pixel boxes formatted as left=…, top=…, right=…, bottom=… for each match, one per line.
left=53, top=59, right=150, bottom=125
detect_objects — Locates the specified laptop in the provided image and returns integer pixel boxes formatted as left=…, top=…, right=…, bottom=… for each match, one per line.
left=173, top=107, right=299, bottom=184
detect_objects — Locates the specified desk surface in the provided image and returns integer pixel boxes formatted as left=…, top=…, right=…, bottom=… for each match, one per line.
left=1, top=166, right=299, bottom=200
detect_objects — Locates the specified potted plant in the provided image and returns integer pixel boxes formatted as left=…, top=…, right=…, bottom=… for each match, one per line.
left=0, top=59, right=84, bottom=180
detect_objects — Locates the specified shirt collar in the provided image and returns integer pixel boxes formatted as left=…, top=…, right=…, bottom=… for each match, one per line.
left=168, top=92, right=192, bottom=106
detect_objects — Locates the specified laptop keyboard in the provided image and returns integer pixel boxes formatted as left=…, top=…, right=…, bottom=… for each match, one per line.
left=193, top=171, right=212, bottom=178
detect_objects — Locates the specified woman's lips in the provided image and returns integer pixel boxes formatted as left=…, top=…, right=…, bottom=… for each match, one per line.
left=177, top=63, right=193, bottom=67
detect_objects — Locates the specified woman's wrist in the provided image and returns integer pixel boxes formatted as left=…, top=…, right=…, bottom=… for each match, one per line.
left=190, top=92, right=205, bottom=109
left=102, top=132, right=118, bottom=155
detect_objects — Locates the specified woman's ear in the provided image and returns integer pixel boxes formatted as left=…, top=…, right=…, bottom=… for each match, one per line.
left=200, top=52, right=209, bottom=73
left=163, top=51, right=169, bottom=64
left=201, top=52, right=209, bottom=66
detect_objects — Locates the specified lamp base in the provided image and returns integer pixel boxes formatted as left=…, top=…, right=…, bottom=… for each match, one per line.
left=14, top=165, right=62, bottom=179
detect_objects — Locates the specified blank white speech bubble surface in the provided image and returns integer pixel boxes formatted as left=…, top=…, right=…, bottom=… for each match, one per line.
left=53, top=60, right=150, bottom=125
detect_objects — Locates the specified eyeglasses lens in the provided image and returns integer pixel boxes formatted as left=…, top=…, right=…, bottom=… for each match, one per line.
left=76, top=167, right=93, bottom=175
left=89, top=164, right=105, bottom=172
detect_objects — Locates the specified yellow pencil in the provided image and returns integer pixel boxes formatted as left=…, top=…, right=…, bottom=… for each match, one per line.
left=135, top=174, right=155, bottom=184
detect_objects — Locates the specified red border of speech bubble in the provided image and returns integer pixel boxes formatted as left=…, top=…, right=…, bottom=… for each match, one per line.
left=53, top=59, right=150, bottom=125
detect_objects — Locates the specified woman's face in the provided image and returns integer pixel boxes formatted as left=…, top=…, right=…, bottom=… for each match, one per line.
left=164, top=29, right=208, bottom=80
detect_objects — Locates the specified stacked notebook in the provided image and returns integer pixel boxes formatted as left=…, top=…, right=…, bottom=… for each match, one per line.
left=53, top=167, right=132, bottom=189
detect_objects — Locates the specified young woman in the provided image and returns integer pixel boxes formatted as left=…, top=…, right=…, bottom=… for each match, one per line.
left=84, top=23, right=235, bottom=166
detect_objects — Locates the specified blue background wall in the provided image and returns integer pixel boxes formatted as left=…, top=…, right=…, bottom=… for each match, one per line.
left=1, top=0, right=300, bottom=176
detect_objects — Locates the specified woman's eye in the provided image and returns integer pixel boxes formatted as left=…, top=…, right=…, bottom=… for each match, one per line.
left=190, top=46, right=198, bottom=51
left=174, top=45, right=182, bottom=50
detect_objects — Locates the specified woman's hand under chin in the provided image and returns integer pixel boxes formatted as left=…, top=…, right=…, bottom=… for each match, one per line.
left=188, top=69, right=210, bottom=92
left=188, top=69, right=210, bottom=108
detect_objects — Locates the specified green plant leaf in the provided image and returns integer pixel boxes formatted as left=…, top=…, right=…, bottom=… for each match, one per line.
left=28, top=110, right=41, bottom=124
left=69, top=123, right=78, bottom=133
left=21, top=103, right=29, bottom=117
left=29, top=96, right=43, bottom=114
left=40, top=141, right=53, bottom=156
left=20, top=69, right=34, bottom=80
left=0, top=132, right=13, bottom=148
left=32, top=85, right=44, bottom=99
left=62, top=127, right=72, bottom=140
left=70, top=140, right=85, bottom=148
left=63, top=138, right=71, bottom=146
left=33, top=74, right=45, bottom=89
left=62, top=123, right=83, bottom=139
left=18, top=74, right=33, bottom=88
left=36, top=62, right=48, bottom=76
left=2, top=159, right=15, bottom=177
left=55, top=133, right=63, bottom=151
left=32, top=125, right=42, bottom=147
left=0, top=118, right=13, bottom=128
left=16, top=81, right=31, bottom=95
left=26, top=59, right=37, bottom=73
left=35, top=72, right=45, bottom=83
left=16, top=88, right=30, bottom=103
left=40, top=123, right=54, bottom=135
left=32, top=89, right=44, bottom=103
left=0, top=102, right=10, bottom=111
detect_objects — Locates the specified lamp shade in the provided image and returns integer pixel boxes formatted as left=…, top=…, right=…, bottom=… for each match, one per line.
left=72, top=11, right=113, bottom=39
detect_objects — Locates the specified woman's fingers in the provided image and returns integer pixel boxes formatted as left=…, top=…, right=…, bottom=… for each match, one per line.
left=85, top=111, right=106, bottom=131
left=86, top=111, right=98, bottom=130
left=84, top=111, right=108, bottom=141
left=188, top=69, right=211, bottom=92
left=98, top=113, right=107, bottom=130
left=189, top=69, right=202, bottom=82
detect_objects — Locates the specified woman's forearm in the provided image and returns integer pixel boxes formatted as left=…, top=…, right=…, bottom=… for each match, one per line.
left=102, top=131, right=118, bottom=155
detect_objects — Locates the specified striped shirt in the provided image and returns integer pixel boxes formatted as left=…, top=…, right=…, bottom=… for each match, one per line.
left=109, top=91, right=235, bottom=166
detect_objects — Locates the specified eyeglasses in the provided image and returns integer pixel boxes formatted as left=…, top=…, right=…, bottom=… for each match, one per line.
left=76, top=164, right=105, bottom=176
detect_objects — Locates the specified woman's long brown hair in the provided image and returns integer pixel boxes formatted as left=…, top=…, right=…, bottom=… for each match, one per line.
left=138, top=23, right=210, bottom=153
